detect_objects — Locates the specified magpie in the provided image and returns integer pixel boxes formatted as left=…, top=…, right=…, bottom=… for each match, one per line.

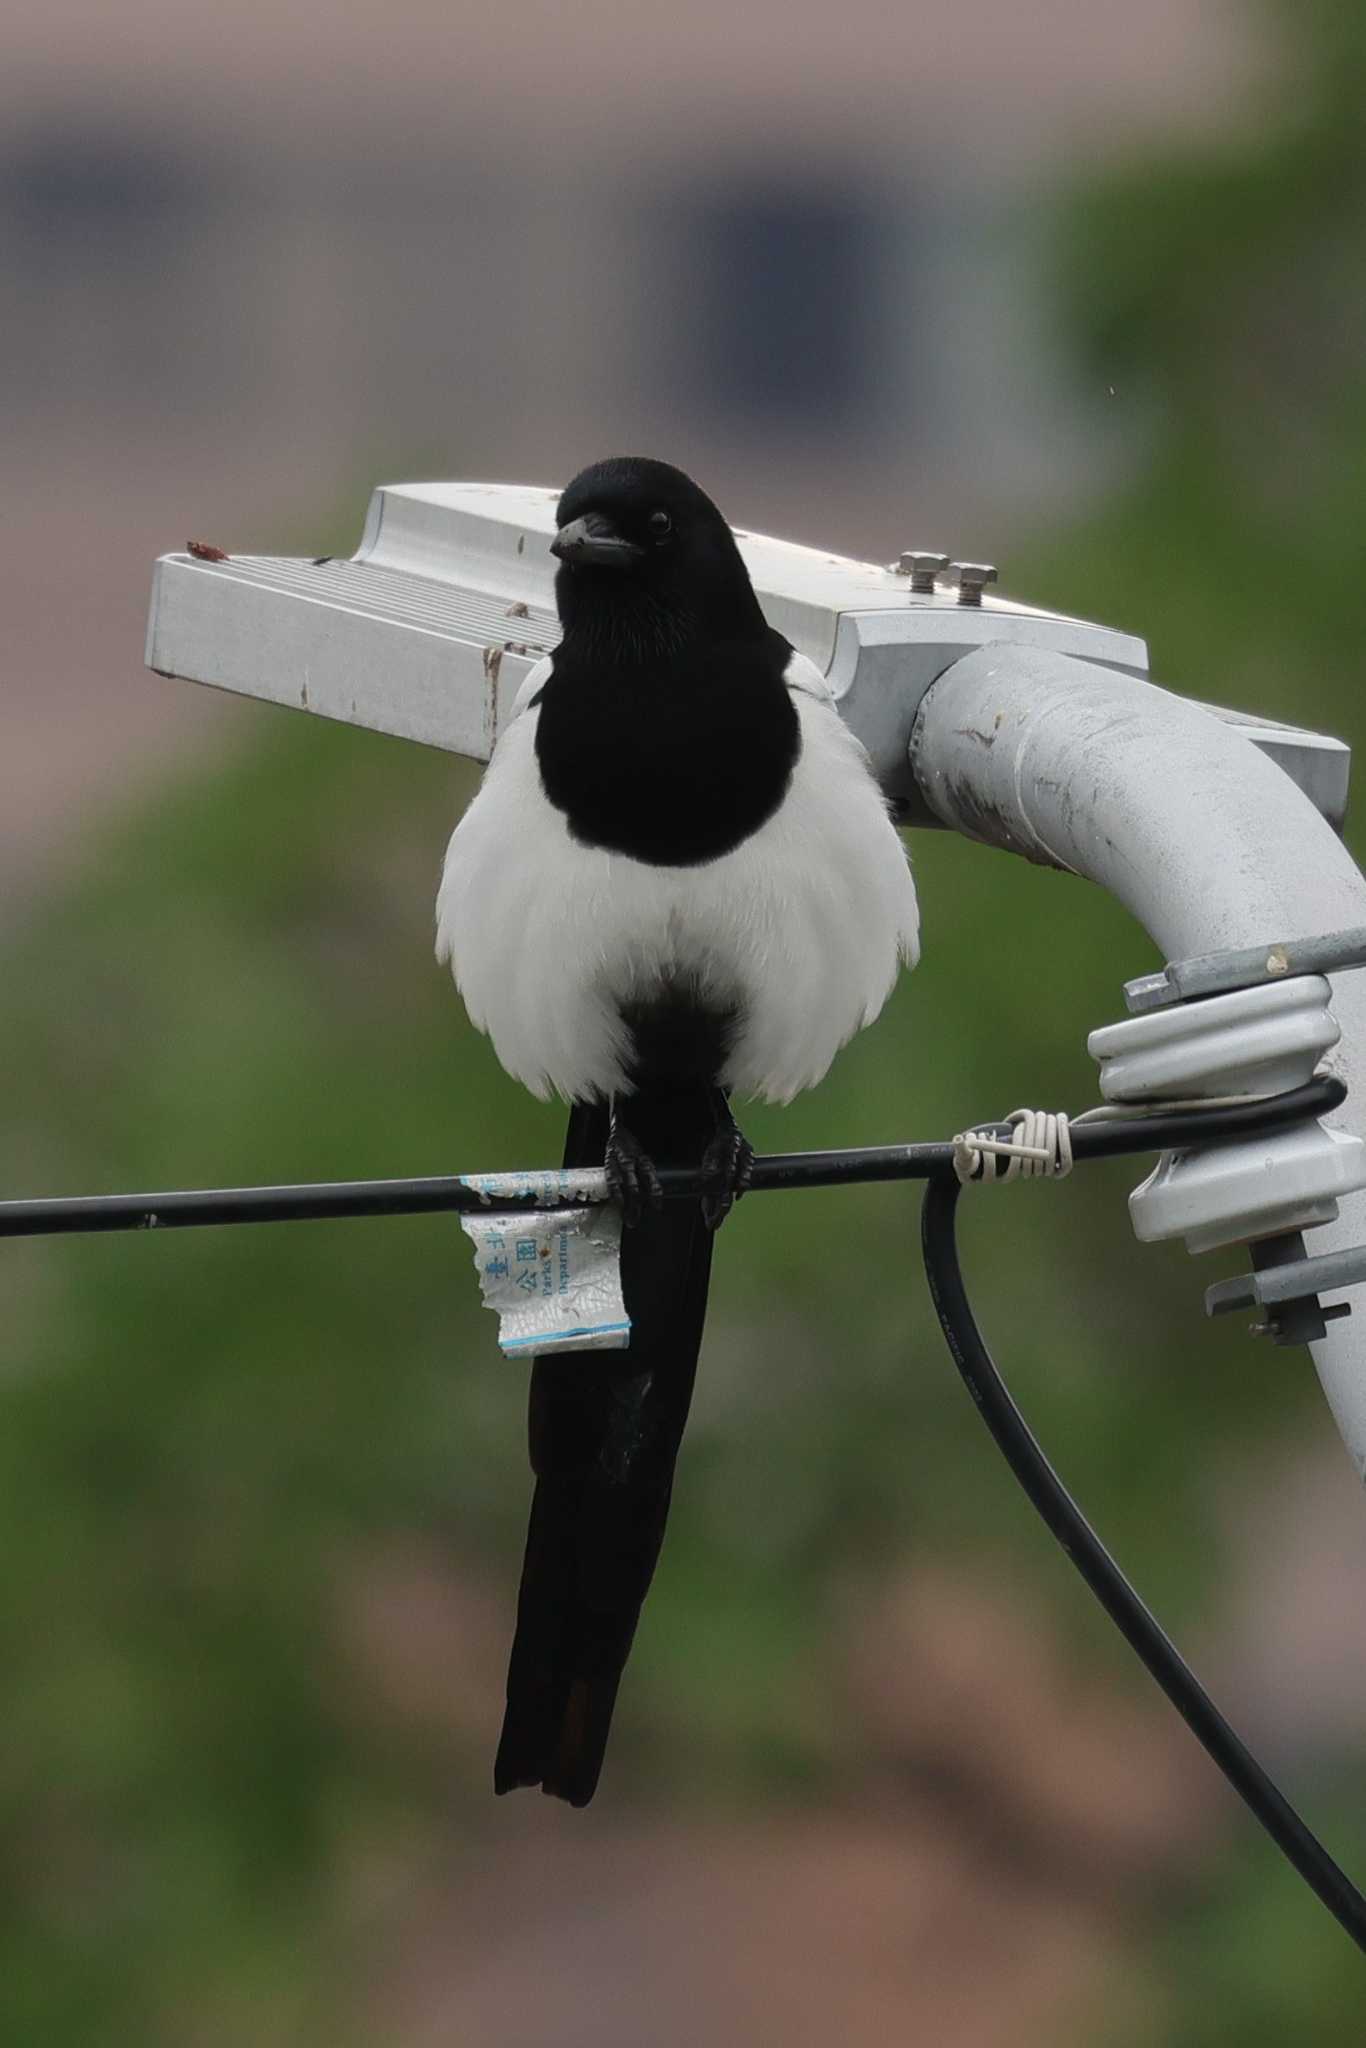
left=437, top=457, right=920, bottom=1804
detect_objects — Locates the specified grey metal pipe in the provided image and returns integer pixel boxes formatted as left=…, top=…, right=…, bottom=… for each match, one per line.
left=910, top=645, right=1366, bottom=1478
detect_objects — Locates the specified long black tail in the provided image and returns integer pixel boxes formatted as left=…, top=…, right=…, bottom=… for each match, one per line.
left=494, top=1089, right=715, bottom=1806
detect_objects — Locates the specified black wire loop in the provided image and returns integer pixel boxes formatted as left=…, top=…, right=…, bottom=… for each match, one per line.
left=920, top=1171, right=1366, bottom=1954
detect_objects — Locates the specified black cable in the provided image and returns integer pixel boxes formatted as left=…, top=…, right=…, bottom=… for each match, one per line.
left=3, top=1061, right=1362, bottom=1939
left=0, top=1077, right=1344, bottom=1239
left=920, top=1171, right=1366, bottom=1955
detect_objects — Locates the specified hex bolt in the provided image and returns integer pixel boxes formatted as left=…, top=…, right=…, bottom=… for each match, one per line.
left=951, top=562, right=998, bottom=607
left=896, top=550, right=949, bottom=595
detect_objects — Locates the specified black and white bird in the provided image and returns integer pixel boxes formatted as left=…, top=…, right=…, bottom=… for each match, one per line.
left=437, top=457, right=919, bottom=1805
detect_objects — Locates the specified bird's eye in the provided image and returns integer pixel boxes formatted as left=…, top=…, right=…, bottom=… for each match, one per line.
left=648, top=510, right=673, bottom=540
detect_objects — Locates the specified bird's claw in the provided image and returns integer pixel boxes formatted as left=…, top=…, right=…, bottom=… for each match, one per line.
left=605, top=1118, right=664, bottom=1229
left=700, top=1125, right=754, bottom=1231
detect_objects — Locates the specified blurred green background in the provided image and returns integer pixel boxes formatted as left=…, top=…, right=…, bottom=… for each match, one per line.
left=3, top=1, right=1366, bottom=2040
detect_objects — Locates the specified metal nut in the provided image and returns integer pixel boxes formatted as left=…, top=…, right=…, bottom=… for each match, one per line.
left=896, top=550, right=949, bottom=595
left=951, top=562, right=998, bottom=607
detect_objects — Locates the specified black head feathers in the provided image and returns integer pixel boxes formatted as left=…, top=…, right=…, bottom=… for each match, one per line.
left=551, top=456, right=766, bottom=647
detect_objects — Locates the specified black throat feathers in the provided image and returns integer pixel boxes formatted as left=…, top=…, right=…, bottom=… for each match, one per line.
left=533, top=622, right=802, bottom=869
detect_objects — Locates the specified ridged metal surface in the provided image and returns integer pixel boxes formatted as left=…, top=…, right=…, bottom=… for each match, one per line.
left=218, top=555, right=561, bottom=655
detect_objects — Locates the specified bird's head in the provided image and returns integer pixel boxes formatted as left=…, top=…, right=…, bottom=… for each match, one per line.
left=550, top=457, right=765, bottom=649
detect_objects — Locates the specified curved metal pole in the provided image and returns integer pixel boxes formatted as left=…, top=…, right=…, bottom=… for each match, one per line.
left=911, top=645, right=1366, bottom=1480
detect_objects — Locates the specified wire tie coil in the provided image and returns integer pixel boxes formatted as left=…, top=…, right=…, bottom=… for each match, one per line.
left=952, top=1108, right=1074, bottom=1186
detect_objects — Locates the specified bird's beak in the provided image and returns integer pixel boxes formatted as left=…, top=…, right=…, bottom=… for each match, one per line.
left=550, top=514, right=644, bottom=569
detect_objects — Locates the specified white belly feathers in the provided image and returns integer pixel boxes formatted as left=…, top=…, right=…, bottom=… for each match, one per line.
left=436, top=660, right=920, bottom=1106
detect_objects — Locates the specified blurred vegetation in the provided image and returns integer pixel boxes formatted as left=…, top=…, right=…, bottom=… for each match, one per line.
left=4, top=2, right=1366, bottom=2037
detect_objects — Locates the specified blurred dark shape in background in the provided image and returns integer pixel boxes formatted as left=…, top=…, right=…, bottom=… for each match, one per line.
left=672, top=176, right=894, bottom=434
left=3, top=1, right=1366, bottom=2042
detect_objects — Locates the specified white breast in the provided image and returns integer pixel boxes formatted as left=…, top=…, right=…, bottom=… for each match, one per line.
left=436, top=654, right=919, bottom=1105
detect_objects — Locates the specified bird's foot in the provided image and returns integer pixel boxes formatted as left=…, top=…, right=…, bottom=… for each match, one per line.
left=604, top=1112, right=663, bottom=1229
left=700, top=1119, right=754, bottom=1232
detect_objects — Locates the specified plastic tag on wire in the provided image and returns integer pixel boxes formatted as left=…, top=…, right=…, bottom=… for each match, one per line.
left=458, top=1167, right=630, bottom=1358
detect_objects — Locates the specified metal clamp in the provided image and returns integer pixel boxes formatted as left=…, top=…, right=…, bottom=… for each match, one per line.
left=1126, top=927, right=1366, bottom=1015
left=1205, top=1231, right=1366, bottom=1346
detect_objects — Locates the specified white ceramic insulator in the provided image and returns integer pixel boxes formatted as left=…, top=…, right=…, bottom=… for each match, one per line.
left=1128, top=1125, right=1366, bottom=1254
left=1090, top=978, right=1366, bottom=1252
left=1089, top=978, right=1341, bottom=1103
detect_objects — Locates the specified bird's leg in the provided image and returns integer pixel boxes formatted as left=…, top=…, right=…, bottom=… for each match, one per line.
left=699, top=1090, right=755, bottom=1232
left=604, top=1100, right=664, bottom=1229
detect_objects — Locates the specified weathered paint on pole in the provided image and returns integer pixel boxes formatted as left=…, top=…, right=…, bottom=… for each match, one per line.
left=912, top=645, right=1366, bottom=1478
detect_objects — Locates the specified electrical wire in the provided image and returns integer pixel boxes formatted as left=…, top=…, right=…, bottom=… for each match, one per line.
left=0, top=1077, right=1344, bottom=1238
left=920, top=1168, right=1366, bottom=1955
left=1, top=1066, right=1361, bottom=1940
